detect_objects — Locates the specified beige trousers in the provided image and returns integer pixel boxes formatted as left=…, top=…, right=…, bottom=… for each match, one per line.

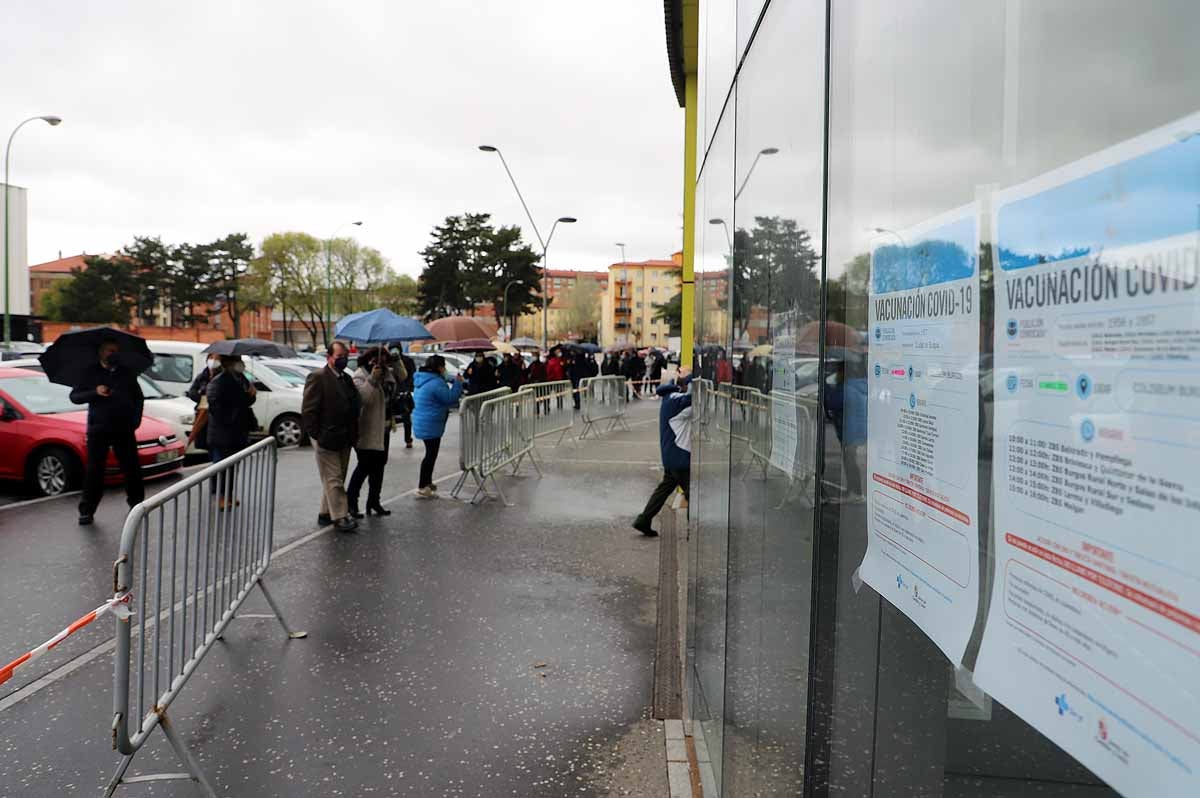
left=314, top=444, right=352, bottom=520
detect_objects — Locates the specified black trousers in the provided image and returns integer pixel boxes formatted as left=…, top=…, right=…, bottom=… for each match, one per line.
left=80, top=425, right=143, bottom=516
left=419, top=437, right=441, bottom=488
left=636, top=467, right=690, bottom=525
left=347, top=446, right=389, bottom=506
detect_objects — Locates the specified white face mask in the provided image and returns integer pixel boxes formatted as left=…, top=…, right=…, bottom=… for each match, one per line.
left=208, top=360, right=220, bottom=372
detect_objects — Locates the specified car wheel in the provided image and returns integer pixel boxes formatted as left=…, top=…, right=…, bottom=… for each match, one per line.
left=271, top=413, right=304, bottom=448
left=28, top=446, right=78, bottom=497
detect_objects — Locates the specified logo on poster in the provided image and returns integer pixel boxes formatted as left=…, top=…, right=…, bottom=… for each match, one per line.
left=1006, top=373, right=1019, bottom=393
left=1006, top=318, right=1018, bottom=339
left=875, top=363, right=882, bottom=377
left=1080, top=418, right=1096, bottom=442
left=909, top=393, right=917, bottom=409
left=1076, top=374, right=1093, bottom=400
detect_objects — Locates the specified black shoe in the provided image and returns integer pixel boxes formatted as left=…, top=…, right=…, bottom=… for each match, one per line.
left=78, top=514, right=94, bottom=526
left=366, top=503, right=391, bottom=516
left=633, top=517, right=657, bottom=537
left=317, top=513, right=332, bottom=527
left=346, top=499, right=364, bottom=519
left=335, top=516, right=359, bottom=532
left=405, top=441, right=413, bottom=449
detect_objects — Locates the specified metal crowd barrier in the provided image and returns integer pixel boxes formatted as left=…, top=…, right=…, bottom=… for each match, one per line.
left=519, top=379, right=574, bottom=446
left=451, top=386, right=511, bottom=499
left=750, top=389, right=820, bottom=507
left=726, top=384, right=759, bottom=445
left=108, top=437, right=303, bottom=798
left=468, top=389, right=541, bottom=505
left=579, top=376, right=631, bottom=439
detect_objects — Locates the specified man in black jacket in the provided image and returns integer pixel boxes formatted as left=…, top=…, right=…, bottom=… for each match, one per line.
left=206, top=356, right=257, bottom=509
left=70, top=337, right=145, bottom=525
left=301, top=341, right=362, bottom=531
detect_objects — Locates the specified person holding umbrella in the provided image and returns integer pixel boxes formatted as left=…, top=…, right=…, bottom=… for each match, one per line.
left=346, top=347, right=398, bottom=517
left=45, top=330, right=149, bottom=525
left=205, top=355, right=257, bottom=510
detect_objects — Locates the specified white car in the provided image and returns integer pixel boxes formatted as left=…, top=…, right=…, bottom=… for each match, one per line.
left=1, top=358, right=199, bottom=451
left=143, top=341, right=308, bottom=448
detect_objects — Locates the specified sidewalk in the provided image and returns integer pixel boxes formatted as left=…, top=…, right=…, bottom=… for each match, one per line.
left=0, top=400, right=673, bottom=797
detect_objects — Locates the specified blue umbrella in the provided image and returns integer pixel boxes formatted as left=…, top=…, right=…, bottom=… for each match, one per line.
left=334, top=309, right=434, bottom=343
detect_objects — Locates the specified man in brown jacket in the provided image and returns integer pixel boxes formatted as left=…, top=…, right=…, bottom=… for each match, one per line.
left=301, top=341, right=362, bottom=531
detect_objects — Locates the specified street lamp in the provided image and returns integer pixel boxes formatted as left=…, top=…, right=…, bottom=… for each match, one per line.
left=615, top=242, right=626, bottom=263
left=4, top=115, right=62, bottom=347
left=326, top=220, right=362, bottom=346
left=709, top=218, right=732, bottom=250
left=502, top=279, right=525, bottom=340
left=478, top=144, right=577, bottom=349
left=735, top=146, right=778, bottom=200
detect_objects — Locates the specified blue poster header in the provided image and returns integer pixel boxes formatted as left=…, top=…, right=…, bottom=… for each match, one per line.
left=872, top=216, right=976, bottom=295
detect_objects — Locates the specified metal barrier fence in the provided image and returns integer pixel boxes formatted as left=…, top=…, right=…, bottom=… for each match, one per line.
left=693, top=378, right=715, bottom=442
left=579, top=376, right=630, bottom=439
left=745, top=389, right=821, bottom=507
left=468, top=389, right=541, bottom=505
left=108, top=437, right=303, bottom=798
left=726, top=384, right=759, bottom=445
left=519, top=379, right=574, bottom=445
left=452, top=386, right=511, bottom=499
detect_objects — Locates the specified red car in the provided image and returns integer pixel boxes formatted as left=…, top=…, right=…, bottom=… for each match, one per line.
left=0, top=367, right=185, bottom=497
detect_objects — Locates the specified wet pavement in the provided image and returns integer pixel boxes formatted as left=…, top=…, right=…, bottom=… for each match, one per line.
left=0, top=401, right=672, bottom=797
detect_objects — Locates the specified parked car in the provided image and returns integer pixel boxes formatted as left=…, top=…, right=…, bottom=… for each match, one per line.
left=141, top=342, right=308, bottom=448
left=0, top=367, right=185, bottom=496
left=0, top=341, right=45, bottom=361
left=409, top=352, right=463, bottom=380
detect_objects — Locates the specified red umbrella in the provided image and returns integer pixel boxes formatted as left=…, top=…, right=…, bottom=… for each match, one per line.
left=795, top=320, right=862, bottom=355
left=442, top=338, right=494, bottom=352
left=426, top=316, right=493, bottom=342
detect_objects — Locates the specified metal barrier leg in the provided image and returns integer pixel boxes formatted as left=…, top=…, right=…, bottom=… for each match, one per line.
left=449, top=469, right=471, bottom=499
left=254, top=578, right=308, bottom=639
left=105, top=712, right=219, bottom=798
left=487, top=474, right=511, bottom=507
left=579, top=420, right=596, bottom=439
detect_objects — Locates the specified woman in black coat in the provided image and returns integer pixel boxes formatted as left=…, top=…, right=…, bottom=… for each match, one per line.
left=205, top=355, right=257, bottom=509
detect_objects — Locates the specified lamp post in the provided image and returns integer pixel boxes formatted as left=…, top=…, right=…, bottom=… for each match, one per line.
left=478, top=145, right=577, bottom=350
left=709, top=218, right=732, bottom=250
left=502, top=278, right=525, bottom=340
left=325, top=220, right=362, bottom=346
left=5, top=115, right=62, bottom=347
left=870, top=226, right=909, bottom=271
left=735, top=146, right=778, bottom=200
left=615, top=242, right=626, bottom=263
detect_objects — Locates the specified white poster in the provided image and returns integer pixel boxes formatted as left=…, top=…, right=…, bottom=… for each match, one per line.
left=770, top=334, right=798, bottom=476
left=975, top=114, right=1200, bottom=797
left=863, top=206, right=981, bottom=664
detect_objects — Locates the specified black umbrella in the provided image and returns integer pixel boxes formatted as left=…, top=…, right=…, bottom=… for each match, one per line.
left=202, top=338, right=297, bottom=358
left=562, top=342, right=602, bottom=354
left=38, top=327, right=154, bottom=387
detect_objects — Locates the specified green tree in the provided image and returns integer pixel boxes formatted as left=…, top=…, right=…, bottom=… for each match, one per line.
left=417, top=213, right=541, bottom=331
left=652, top=290, right=683, bottom=335
left=247, top=232, right=327, bottom=344
left=196, top=233, right=256, bottom=337
left=40, top=257, right=137, bottom=323
left=727, top=216, right=821, bottom=339
left=376, top=273, right=419, bottom=316
left=554, top=280, right=602, bottom=341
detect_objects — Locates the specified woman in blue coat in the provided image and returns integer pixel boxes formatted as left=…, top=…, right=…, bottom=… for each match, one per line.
left=411, top=355, right=464, bottom=497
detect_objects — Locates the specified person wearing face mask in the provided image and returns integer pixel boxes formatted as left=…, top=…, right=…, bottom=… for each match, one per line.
left=301, top=341, right=362, bottom=531
left=69, top=337, right=145, bottom=525
left=205, top=355, right=257, bottom=510
left=411, top=355, right=463, bottom=498
left=463, top=350, right=497, bottom=396
left=185, top=356, right=222, bottom=451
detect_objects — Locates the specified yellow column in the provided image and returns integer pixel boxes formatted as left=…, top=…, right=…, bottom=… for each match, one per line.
left=680, top=72, right=697, bottom=368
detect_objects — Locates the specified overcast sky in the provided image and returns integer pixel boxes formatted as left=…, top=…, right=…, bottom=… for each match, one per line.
left=2, top=0, right=683, bottom=275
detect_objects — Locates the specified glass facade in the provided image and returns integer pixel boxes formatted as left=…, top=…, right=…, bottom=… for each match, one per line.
left=688, top=1, right=1200, bottom=796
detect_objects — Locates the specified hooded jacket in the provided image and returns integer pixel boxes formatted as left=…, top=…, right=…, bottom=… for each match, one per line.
left=412, top=369, right=464, bottom=440
left=657, top=378, right=693, bottom=472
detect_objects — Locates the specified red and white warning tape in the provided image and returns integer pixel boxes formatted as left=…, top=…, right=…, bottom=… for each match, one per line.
left=0, top=593, right=133, bottom=687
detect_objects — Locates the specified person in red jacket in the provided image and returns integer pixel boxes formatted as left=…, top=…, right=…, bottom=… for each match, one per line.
left=545, top=347, right=567, bottom=411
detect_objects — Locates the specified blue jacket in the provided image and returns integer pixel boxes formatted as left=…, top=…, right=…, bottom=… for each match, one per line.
left=412, top=370, right=463, bottom=440
left=658, top=379, right=693, bottom=472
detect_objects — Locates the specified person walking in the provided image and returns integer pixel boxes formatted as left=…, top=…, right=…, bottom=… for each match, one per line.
left=70, top=337, right=145, bottom=526
left=463, top=351, right=498, bottom=395
left=205, top=355, right=257, bottom=510
left=301, top=341, right=362, bottom=532
left=412, top=355, right=463, bottom=498
left=632, top=367, right=693, bottom=537
left=346, top=348, right=398, bottom=518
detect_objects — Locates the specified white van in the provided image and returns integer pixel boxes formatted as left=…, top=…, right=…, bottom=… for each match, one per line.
left=144, top=340, right=308, bottom=448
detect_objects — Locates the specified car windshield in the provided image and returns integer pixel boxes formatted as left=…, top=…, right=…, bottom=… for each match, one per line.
left=139, top=375, right=168, bottom=399
left=266, top=364, right=309, bottom=387
left=0, top=376, right=77, bottom=414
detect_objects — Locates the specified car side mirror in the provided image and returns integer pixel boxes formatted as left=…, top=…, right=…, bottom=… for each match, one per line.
left=0, top=402, right=17, bottom=421
left=253, top=381, right=270, bottom=392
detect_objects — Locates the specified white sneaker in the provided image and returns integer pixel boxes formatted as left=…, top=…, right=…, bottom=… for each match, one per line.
left=416, top=486, right=435, bottom=499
